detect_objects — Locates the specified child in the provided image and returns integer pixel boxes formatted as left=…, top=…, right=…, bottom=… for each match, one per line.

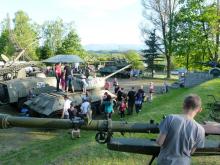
left=119, top=98, right=127, bottom=119
left=81, top=74, right=88, bottom=93
left=148, top=82, right=154, bottom=102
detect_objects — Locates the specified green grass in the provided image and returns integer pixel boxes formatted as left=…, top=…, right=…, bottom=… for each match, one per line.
left=0, top=78, right=220, bottom=165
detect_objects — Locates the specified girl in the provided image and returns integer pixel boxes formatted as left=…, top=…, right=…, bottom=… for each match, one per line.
left=119, top=98, right=127, bottom=119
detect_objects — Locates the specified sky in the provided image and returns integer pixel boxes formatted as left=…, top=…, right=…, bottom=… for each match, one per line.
left=0, top=0, right=145, bottom=45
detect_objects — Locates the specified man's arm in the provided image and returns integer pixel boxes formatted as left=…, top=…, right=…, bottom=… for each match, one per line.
left=156, top=133, right=167, bottom=146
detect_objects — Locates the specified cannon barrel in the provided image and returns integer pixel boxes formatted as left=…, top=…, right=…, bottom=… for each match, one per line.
left=0, top=114, right=159, bottom=133
left=104, top=64, right=131, bottom=79
left=1, top=114, right=220, bottom=135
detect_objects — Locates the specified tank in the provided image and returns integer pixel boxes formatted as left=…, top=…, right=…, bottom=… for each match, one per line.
left=24, top=90, right=116, bottom=117
left=0, top=76, right=56, bottom=109
left=23, top=65, right=131, bottom=117
left=99, top=59, right=130, bottom=78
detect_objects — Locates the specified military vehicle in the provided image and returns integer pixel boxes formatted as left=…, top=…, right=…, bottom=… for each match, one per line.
left=0, top=114, right=220, bottom=164
left=0, top=75, right=57, bottom=109
left=0, top=23, right=40, bottom=81
left=22, top=65, right=131, bottom=117
left=99, top=59, right=131, bottom=78
left=0, top=51, right=41, bottom=81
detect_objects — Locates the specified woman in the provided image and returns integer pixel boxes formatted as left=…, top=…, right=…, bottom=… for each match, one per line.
left=102, top=94, right=113, bottom=120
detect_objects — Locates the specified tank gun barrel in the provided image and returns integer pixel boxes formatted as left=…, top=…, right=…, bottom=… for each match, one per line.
left=104, top=64, right=131, bottom=79
left=1, top=114, right=220, bottom=135
left=0, top=114, right=159, bottom=133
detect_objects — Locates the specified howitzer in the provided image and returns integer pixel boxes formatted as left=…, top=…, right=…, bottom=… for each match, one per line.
left=0, top=114, right=220, bottom=164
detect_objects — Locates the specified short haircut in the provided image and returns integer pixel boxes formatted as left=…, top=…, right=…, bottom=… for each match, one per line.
left=183, top=94, right=201, bottom=111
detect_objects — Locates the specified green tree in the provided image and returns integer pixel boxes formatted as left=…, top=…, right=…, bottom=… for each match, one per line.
left=0, top=30, right=15, bottom=57
left=142, top=0, right=179, bottom=78
left=173, top=0, right=218, bottom=70
left=13, top=10, right=39, bottom=60
left=124, top=50, right=144, bottom=70
left=56, top=29, right=85, bottom=57
left=142, top=29, right=161, bottom=77
left=41, top=19, right=64, bottom=57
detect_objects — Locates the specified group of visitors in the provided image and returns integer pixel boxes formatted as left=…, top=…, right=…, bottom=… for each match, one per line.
left=112, top=81, right=155, bottom=119
left=61, top=94, right=92, bottom=120
left=54, top=62, right=93, bottom=93
left=55, top=62, right=74, bottom=92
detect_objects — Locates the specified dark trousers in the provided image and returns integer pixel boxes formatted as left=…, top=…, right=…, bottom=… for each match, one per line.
left=56, top=76, right=61, bottom=91
left=120, top=111, right=125, bottom=118
left=135, top=104, right=142, bottom=114
left=105, top=112, right=112, bottom=120
left=127, top=102, right=134, bottom=115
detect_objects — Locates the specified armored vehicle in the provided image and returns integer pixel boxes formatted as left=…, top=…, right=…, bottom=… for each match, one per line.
left=99, top=59, right=130, bottom=78
left=24, top=65, right=131, bottom=117
left=0, top=75, right=56, bottom=109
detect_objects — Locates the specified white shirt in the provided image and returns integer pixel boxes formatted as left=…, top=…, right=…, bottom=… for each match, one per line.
left=80, top=101, right=90, bottom=114
left=63, top=99, right=72, bottom=115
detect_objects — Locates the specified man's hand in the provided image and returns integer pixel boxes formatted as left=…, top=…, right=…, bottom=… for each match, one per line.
left=156, top=133, right=167, bottom=146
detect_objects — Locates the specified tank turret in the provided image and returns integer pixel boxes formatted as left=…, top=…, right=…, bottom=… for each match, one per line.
left=72, top=64, right=131, bottom=91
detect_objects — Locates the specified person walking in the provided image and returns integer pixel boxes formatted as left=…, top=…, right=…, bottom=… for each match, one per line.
left=102, top=94, right=114, bottom=120
left=148, top=82, right=154, bottom=102
left=64, top=63, right=74, bottom=92
left=55, top=62, right=62, bottom=91
left=127, top=87, right=136, bottom=115
left=119, top=98, right=127, bottom=119
left=156, top=94, right=205, bottom=165
left=61, top=95, right=72, bottom=119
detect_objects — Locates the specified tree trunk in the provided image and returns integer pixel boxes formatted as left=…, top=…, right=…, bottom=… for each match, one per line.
left=166, top=55, right=171, bottom=78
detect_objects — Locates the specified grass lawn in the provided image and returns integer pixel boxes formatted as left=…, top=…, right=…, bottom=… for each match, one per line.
left=0, top=79, right=220, bottom=165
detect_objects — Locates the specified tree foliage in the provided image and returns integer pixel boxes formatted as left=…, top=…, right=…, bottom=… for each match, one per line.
left=173, top=0, right=219, bottom=70
left=142, top=29, right=161, bottom=77
left=142, top=0, right=179, bottom=78
left=124, top=50, right=144, bottom=70
left=13, top=10, right=39, bottom=60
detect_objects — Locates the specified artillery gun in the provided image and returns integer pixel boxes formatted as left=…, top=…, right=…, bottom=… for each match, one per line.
left=24, top=65, right=131, bottom=117
left=0, top=114, right=220, bottom=164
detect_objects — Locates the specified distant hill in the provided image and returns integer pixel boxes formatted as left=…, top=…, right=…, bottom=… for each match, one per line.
left=83, top=44, right=145, bottom=51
